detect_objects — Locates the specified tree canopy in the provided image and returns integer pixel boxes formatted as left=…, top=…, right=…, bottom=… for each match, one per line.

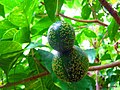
left=0, top=0, right=120, bottom=90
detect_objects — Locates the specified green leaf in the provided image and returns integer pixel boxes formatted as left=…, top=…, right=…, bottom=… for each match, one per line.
left=81, top=0, right=87, bottom=5
left=100, top=54, right=111, bottom=60
left=81, top=3, right=91, bottom=19
left=0, top=41, right=22, bottom=55
left=7, top=0, right=38, bottom=27
left=106, top=68, right=114, bottom=77
left=44, top=0, right=57, bottom=21
left=116, top=55, right=120, bottom=60
left=0, top=56, right=19, bottom=75
left=89, top=63, right=101, bottom=66
left=76, top=30, right=85, bottom=43
left=31, top=16, right=53, bottom=35
left=73, top=0, right=81, bottom=7
left=13, top=27, right=30, bottom=43
left=92, top=0, right=101, bottom=13
left=2, top=28, right=18, bottom=40
left=110, top=75, right=119, bottom=86
left=107, top=19, right=119, bottom=41
left=27, top=56, right=36, bottom=72
left=65, top=0, right=74, bottom=8
left=84, top=29, right=97, bottom=38
left=21, top=0, right=38, bottom=25
left=97, top=13, right=104, bottom=21
left=0, top=19, right=17, bottom=39
left=25, top=75, right=61, bottom=90
left=53, top=75, right=95, bottom=90
left=0, top=4, right=5, bottom=18
left=9, top=64, right=25, bottom=74
left=37, top=49, right=54, bottom=72
left=114, top=70, right=120, bottom=74
left=8, top=7, right=28, bottom=27
left=0, top=0, right=23, bottom=12
left=0, top=19, right=17, bottom=30
left=57, top=0, right=64, bottom=13
left=84, top=49, right=96, bottom=63
left=0, top=41, right=22, bottom=74
left=8, top=73, right=27, bottom=82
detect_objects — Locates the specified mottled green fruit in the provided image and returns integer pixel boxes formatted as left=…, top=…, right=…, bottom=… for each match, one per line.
left=52, top=46, right=89, bottom=82
left=47, top=21, right=75, bottom=52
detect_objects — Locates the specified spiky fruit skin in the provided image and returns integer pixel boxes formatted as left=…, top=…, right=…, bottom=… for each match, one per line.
left=52, top=46, right=89, bottom=82
left=47, top=21, right=75, bottom=52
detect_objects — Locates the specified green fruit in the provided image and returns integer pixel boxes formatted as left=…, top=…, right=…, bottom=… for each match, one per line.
left=47, top=21, right=75, bottom=52
left=52, top=46, right=89, bottom=82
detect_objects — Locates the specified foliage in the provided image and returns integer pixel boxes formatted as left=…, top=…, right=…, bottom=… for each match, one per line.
left=0, top=0, right=120, bottom=90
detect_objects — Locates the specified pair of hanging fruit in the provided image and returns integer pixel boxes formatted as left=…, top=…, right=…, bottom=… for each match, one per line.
left=47, top=21, right=89, bottom=82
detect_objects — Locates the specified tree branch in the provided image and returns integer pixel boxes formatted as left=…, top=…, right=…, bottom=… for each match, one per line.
left=89, top=61, right=120, bottom=71
left=0, top=71, right=49, bottom=88
left=0, top=61, right=120, bottom=88
left=98, top=0, right=120, bottom=25
left=59, top=13, right=108, bottom=26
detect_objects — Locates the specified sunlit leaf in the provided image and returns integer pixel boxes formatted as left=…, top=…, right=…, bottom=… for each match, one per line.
left=0, top=41, right=22, bottom=55
left=65, top=0, right=74, bottom=8
left=31, top=16, right=53, bottom=35
left=13, top=27, right=30, bottom=43
left=92, top=0, right=101, bottom=13
left=110, top=0, right=117, bottom=4
left=57, top=0, right=64, bottom=13
left=0, top=19, right=17, bottom=39
left=0, top=19, right=17, bottom=30
left=7, top=0, right=38, bottom=27
left=84, top=29, right=97, bottom=38
left=76, top=30, right=87, bottom=44
left=108, top=18, right=119, bottom=41
left=0, top=0, right=23, bottom=11
left=21, top=0, right=38, bottom=24
left=8, top=7, right=28, bottom=27
left=2, top=28, right=18, bottom=40
left=44, top=0, right=57, bottom=21
left=81, top=3, right=91, bottom=19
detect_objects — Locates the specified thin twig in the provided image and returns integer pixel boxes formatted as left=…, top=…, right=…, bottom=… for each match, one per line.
left=59, top=13, right=108, bottom=26
left=0, top=71, right=49, bottom=88
left=114, top=41, right=120, bottom=54
left=98, top=0, right=120, bottom=25
left=89, top=61, right=120, bottom=71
